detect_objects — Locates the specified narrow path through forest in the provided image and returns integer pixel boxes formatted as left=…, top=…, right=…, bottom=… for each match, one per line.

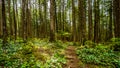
left=63, top=46, right=107, bottom=68
left=63, top=46, right=80, bottom=68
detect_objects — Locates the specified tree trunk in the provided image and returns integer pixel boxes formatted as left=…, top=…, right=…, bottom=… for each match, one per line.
left=72, top=0, right=76, bottom=42
left=8, top=0, right=14, bottom=40
left=94, top=0, right=100, bottom=43
left=78, top=0, right=86, bottom=44
left=13, top=0, right=17, bottom=40
left=88, top=0, right=93, bottom=41
left=2, top=0, right=8, bottom=45
left=0, top=0, right=2, bottom=38
left=43, top=0, right=48, bottom=38
left=108, top=1, right=113, bottom=40
left=26, top=0, right=30, bottom=39
left=113, top=0, right=120, bottom=38
left=38, top=0, right=42, bottom=38
left=50, top=0, right=56, bottom=42
left=21, top=0, right=26, bottom=41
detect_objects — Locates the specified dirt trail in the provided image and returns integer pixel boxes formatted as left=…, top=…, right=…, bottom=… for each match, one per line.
left=63, top=46, right=81, bottom=68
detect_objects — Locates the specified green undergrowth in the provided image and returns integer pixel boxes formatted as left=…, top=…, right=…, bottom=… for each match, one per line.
left=0, top=38, right=69, bottom=68
left=76, top=38, right=120, bottom=68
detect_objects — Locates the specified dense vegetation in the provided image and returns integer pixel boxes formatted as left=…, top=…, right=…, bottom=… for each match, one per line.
left=0, top=0, right=120, bottom=68
left=77, top=38, right=120, bottom=68
left=0, top=39, right=68, bottom=68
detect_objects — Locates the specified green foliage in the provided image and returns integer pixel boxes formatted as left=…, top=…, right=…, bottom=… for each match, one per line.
left=56, top=30, right=71, bottom=40
left=21, top=53, right=66, bottom=68
left=76, top=44, right=120, bottom=68
left=0, top=39, right=67, bottom=68
left=84, top=41, right=96, bottom=48
left=54, top=40, right=66, bottom=49
left=0, top=39, right=2, bottom=43
left=42, top=53, right=66, bottom=68
left=110, top=38, right=120, bottom=51
left=0, top=41, right=23, bottom=67
left=110, top=38, right=120, bottom=42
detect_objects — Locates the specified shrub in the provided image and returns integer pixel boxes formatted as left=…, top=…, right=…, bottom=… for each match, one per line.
left=0, top=39, right=67, bottom=68
left=84, top=41, right=96, bottom=48
left=110, top=38, right=120, bottom=51
left=76, top=45, right=120, bottom=67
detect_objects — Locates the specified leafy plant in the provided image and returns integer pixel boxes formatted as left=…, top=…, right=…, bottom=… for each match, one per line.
left=110, top=38, right=120, bottom=51
left=0, top=39, right=67, bottom=68
left=76, top=44, right=120, bottom=67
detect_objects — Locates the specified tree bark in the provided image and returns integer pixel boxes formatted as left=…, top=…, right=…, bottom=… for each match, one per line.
left=78, top=0, right=86, bottom=44
left=2, top=0, right=8, bottom=45
left=0, top=0, right=2, bottom=38
left=13, top=0, right=17, bottom=40
left=50, top=0, right=56, bottom=42
left=72, top=0, right=76, bottom=42
left=94, top=0, right=100, bottom=43
left=8, top=0, right=14, bottom=40
left=113, top=0, right=120, bottom=38
left=21, top=0, right=26, bottom=41
left=108, top=1, right=113, bottom=40
left=88, top=0, right=93, bottom=41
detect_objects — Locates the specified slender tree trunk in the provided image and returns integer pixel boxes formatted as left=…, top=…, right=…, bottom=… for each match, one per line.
left=8, top=0, right=11, bottom=37
left=50, top=0, right=56, bottom=42
left=34, top=0, right=39, bottom=38
left=27, top=0, right=32, bottom=38
left=38, top=0, right=42, bottom=38
left=88, top=0, right=93, bottom=41
left=2, top=0, right=8, bottom=45
left=62, top=0, right=65, bottom=40
left=94, top=0, right=100, bottom=43
left=21, top=0, right=26, bottom=41
left=78, top=0, right=86, bottom=44
left=26, top=0, right=32, bottom=39
left=57, top=0, right=62, bottom=40
left=0, top=0, right=2, bottom=38
left=100, top=0, right=104, bottom=42
left=43, top=0, right=48, bottom=38
left=108, top=1, right=113, bottom=40
left=113, top=0, right=120, bottom=38
left=56, top=1, right=59, bottom=33
left=13, top=0, right=17, bottom=40
left=72, top=0, right=76, bottom=42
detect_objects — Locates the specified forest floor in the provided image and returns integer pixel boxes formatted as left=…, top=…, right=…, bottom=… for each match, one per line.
left=63, top=46, right=80, bottom=68
left=0, top=39, right=119, bottom=68
left=63, top=46, right=93, bottom=68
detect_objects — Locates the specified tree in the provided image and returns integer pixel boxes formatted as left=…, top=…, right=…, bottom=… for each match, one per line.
left=94, top=0, right=100, bottom=43
left=0, top=0, right=117, bottom=44
left=38, top=0, right=43, bottom=38
left=13, top=0, right=17, bottom=40
left=72, top=0, right=76, bottom=42
left=8, top=0, right=14, bottom=40
left=26, top=0, right=32, bottom=38
left=113, top=0, right=120, bottom=38
left=43, top=0, right=48, bottom=38
left=108, top=0, right=113, bottom=40
left=50, top=0, right=56, bottom=42
left=0, top=0, right=2, bottom=38
left=2, top=0, right=8, bottom=45
left=21, top=0, right=27, bottom=41
left=78, top=0, right=86, bottom=44
left=88, top=0, right=93, bottom=41
left=61, top=0, right=65, bottom=40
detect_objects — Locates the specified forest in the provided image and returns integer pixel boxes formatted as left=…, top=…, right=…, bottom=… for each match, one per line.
left=0, top=0, right=120, bottom=68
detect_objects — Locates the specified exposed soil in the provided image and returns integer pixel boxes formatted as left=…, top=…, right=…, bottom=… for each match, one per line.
left=63, top=46, right=106, bottom=68
left=63, top=46, right=81, bottom=68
